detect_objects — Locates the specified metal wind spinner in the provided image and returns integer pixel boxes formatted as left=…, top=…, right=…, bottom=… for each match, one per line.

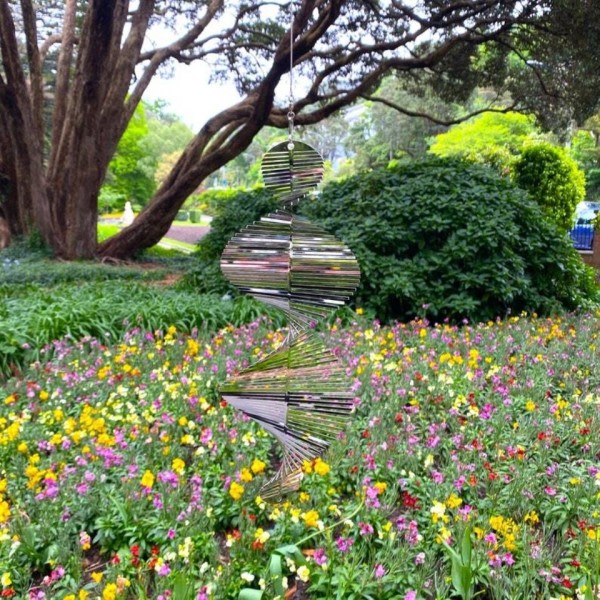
left=218, top=7, right=360, bottom=500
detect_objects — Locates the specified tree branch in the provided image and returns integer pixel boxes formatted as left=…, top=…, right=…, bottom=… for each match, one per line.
left=50, top=0, right=77, bottom=158
left=126, top=0, right=223, bottom=122
left=362, top=94, right=521, bottom=126
left=19, top=0, right=44, bottom=139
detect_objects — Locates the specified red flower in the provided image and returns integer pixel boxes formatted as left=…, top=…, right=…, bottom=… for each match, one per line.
left=1, top=590, right=16, bottom=598
left=570, top=559, right=581, bottom=568
left=111, top=554, right=121, bottom=565
left=402, top=491, right=419, bottom=510
left=394, top=413, right=403, bottom=424
left=361, top=430, right=370, bottom=439
left=562, top=577, right=573, bottom=589
left=131, top=545, right=140, bottom=557
left=151, top=545, right=160, bottom=556
left=251, top=539, right=264, bottom=551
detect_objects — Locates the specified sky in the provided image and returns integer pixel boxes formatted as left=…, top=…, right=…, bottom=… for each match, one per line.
left=144, top=61, right=241, bottom=131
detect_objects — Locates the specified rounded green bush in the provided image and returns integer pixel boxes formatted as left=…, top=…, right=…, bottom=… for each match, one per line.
left=300, top=158, right=598, bottom=323
left=512, top=142, right=585, bottom=232
left=183, top=159, right=597, bottom=322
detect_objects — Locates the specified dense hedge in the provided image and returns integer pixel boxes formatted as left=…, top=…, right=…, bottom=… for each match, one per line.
left=185, top=158, right=598, bottom=323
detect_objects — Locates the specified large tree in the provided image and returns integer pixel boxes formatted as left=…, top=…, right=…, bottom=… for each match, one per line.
left=0, top=0, right=580, bottom=259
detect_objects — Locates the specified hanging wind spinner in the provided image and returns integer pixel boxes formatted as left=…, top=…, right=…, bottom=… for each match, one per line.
left=218, top=7, right=361, bottom=500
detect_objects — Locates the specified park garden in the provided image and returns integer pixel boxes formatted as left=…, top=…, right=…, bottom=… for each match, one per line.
left=2, top=1, right=600, bottom=599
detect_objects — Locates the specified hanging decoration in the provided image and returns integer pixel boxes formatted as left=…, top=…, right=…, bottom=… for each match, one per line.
left=218, top=2, right=361, bottom=500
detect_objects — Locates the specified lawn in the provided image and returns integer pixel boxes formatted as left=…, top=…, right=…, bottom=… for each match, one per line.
left=1, top=307, right=599, bottom=599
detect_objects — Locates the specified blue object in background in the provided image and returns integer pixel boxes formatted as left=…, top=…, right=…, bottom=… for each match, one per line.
left=570, top=202, right=598, bottom=250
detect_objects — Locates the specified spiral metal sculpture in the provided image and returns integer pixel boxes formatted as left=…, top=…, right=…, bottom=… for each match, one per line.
left=219, top=140, right=360, bottom=499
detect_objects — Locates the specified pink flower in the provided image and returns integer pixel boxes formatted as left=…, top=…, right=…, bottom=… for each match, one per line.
left=374, top=564, right=386, bottom=578
left=313, top=548, right=328, bottom=566
left=335, top=536, right=354, bottom=553
left=404, top=592, right=417, bottom=600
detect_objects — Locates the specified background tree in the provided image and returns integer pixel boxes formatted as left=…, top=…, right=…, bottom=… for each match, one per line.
left=101, top=103, right=155, bottom=211
left=570, top=114, right=600, bottom=202
left=512, top=143, right=585, bottom=231
left=429, top=112, right=541, bottom=172
left=0, top=0, right=588, bottom=259
left=346, top=76, right=465, bottom=171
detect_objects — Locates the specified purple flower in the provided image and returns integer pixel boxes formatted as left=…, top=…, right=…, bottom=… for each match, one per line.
left=374, top=564, right=386, bottom=578
left=335, top=536, right=354, bottom=553
left=313, top=548, right=328, bottom=566
left=359, top=522, right=374, bottom=535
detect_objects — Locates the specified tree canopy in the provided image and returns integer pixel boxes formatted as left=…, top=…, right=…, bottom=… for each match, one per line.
left=0, top=0, right=597, bottom=259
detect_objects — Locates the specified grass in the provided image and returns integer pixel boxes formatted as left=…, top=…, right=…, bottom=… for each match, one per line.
left=97, top=221, right=199, bottom=253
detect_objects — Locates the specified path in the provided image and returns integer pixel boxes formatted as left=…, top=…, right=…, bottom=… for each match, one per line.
left=165, top=224, right=210, bottom=245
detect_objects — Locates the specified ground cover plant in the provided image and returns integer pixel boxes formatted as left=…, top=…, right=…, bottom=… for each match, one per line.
left=0, top=309, right=599, bottom=599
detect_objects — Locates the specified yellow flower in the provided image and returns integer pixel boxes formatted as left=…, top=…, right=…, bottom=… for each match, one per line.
left=0, top=501, right=10, bottom=524
left=373, top=482, right=387, bottom=494
left=523, top=511, right=539, bottom=525
left=64, top=596, right=75, bottom=600
left=430, top=501, right=446, bottom=524
left=251, top=458, right=266, bottom=474
left=314, top=459, right=330, bottom=477
left=240, top=468, right=253, bottom=483
left=302, top=460, right=313, bottom=474
left=1, top=572, right=12, bottom=587
left=254, top=528, right=271, bottom=544
left=102, top=582, right=118, bottom=600
left=140, top=470, right=154, bottom=489
left=446, top=494, right=463, bottom=509
left=91, top=572, right=103, bottom=583
left=171, top=458, right=185, bottom=475
left=39, top=390, right=49, bottom=401
left=303, top=510, right=320, bottom=529
left=3, top=395, right=15, bottom=406
left=525, top=400, right=536, bottom=411
left=436, top=527, right=452, bottom=544
left=229, top=482, right=245, bottom=501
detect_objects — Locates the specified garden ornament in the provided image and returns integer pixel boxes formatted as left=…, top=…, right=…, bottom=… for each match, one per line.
left=218, top=4, right=360, bottom=500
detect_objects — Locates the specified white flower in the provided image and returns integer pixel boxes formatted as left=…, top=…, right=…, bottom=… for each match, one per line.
left=241, top=572, right=255, bottom=583
left=296, top=565, right=310, bottom=583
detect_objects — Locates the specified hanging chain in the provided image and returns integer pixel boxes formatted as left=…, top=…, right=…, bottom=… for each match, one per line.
left=287, top=0, right=295, bottom=149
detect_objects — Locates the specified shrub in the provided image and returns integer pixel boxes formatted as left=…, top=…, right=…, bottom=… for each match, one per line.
left=300, top=157, right=598, bottom=323
left=512, top=142, right=585, bottom=231
left=188, top=187, right=240, bottom=216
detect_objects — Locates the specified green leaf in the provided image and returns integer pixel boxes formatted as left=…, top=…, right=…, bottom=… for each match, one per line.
left=239, top=590, right=264, bottom=600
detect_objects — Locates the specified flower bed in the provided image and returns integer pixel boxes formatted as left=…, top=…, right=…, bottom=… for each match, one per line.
left=1, top=311, right=599, bottom=599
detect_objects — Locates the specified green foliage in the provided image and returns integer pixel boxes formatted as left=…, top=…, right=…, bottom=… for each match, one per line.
left=512, top=142, right=586, bottom=231
left=187, top=188, right=239, bottom=216
left=0, top=280, right=285, bottom=379
left=182, top=188, right=279, bottom=294
left=102, top=104, right=155, bottom=208
left=300, top=158, right=598, bottom=323
left=429, top=112, right=539, bottom=171
left=571, top=123, right=600, bottom=201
